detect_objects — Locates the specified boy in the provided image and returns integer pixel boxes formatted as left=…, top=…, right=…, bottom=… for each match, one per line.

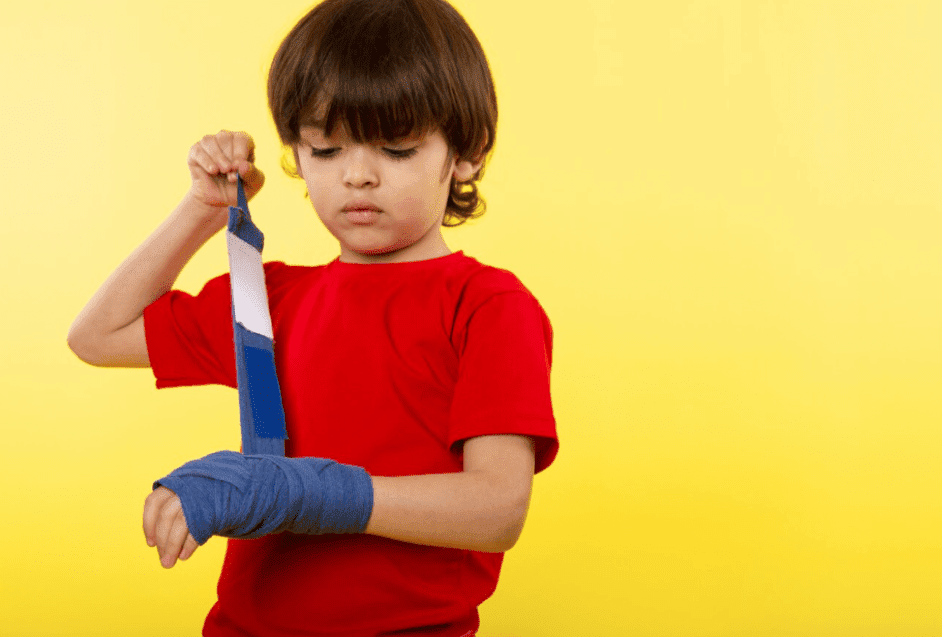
left=68, top=0, right=558, bottom=635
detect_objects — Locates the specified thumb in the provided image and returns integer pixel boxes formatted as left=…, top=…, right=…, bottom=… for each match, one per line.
left=179, top=533, right=200, bottom=561
left=238, top=161, right=266, bottom=200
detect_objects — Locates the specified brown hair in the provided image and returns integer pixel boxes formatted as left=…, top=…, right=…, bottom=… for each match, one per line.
left=268, top=0, right=497, bottom=226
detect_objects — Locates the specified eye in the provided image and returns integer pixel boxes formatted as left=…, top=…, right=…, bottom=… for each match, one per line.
left=310, top=147, right=339, bottom=158
left=383, top=147, right=418, bottom=160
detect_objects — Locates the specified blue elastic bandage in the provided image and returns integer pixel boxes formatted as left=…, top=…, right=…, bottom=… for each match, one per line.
left=154, top=451, right=374, bottom=545
left=227, top=177, right=287, bottom=455
left=150, top=181, right=375, bottom=544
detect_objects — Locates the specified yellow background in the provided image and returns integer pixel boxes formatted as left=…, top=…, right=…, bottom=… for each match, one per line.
left=2, top=0, right=940, bottom=635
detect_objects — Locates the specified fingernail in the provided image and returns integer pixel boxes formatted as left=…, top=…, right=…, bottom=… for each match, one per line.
left=146, top=538, right=154, bottom=547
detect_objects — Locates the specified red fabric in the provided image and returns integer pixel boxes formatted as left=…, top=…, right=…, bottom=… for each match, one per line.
left=143, top=251, right=558, bottom=637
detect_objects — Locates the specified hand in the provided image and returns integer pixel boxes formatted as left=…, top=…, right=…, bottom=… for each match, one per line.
left=143, top=486, right=200, bottom=568
left=187, top=130, right=266, bottom=208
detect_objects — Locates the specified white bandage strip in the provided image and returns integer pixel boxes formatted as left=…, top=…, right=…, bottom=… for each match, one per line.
left=227, top=231, right=274, bottom=339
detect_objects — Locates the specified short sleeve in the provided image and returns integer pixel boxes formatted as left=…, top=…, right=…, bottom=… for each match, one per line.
left=143, top=273, right=237, bottom=389
left=449, top=290, right=559, bottom=473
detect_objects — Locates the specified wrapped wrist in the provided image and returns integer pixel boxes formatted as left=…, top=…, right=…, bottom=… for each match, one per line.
left=154, top=451, right=374, bottom=544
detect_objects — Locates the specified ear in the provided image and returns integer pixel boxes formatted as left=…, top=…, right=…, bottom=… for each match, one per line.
left=452, top=133, right=489, bottom=182
left=452, top=155, right=484, bottom=182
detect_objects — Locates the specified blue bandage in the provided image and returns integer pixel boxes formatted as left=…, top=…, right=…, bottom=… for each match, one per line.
left=227, top=177, right=288, bottom=456
left=154, top=451, right=374, bottom=545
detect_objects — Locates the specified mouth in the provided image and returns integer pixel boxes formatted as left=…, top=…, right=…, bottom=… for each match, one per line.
left=342, top=200, right=382, bottom=225
left=343, top=200, right=381, bottom=212
left=343, top=209, right=381, bottom=225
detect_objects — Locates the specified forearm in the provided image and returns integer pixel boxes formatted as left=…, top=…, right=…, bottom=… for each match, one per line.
left=68, top=193, right=227, bottom=365
left=365, top=470, right=532, bottom=553
left=146, top=437, right=536, bottom=569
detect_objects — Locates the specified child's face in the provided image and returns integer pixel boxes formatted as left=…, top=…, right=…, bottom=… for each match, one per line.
left=295, top=125, right=480, bottom=263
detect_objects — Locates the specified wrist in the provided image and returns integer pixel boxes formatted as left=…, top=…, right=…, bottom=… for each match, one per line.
left=178, top=191, right=230, bottom=231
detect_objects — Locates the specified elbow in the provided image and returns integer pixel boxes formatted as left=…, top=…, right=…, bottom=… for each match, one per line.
left=67, top=324, right=97, bottom=365
left=486, top=521, right=525, bottom=554
left=67, top=321, right=108, bottom=367
left=67, top=314, right=149, bottom=368
left=479, top=490, right=531, bottom=553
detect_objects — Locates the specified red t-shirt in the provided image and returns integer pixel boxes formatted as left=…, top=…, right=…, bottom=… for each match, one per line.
left=143, top=251, right=558, bottom=637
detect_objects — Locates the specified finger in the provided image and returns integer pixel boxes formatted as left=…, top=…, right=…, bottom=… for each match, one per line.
left=143, top=487, right=172, bottom=547
left=162, top=509, right=191, bottom=569
left=199, top=132, right=234, bottom=174
left=188, top=144, right=223, bottom=176
left=231, top=131, right=255, bottom=164
left=231, top=134, right=259, bottom=185
left=154, top=493, right=183, bottom=565
left=216, top=129, right=245, bottom=172
left=179, top=533, right=200, bottom=562
left=216, top=128, right=236, bottom=158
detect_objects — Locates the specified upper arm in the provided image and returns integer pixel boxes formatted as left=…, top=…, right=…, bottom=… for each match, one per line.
left=69, top=314, right=150, bottom=368
left=104, top=315, right=150, bottom=367
left=462, top=434, right=535, bottom=477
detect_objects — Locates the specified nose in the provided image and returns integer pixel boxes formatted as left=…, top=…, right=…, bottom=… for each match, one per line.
left=343, top=146, right=379, bottom=188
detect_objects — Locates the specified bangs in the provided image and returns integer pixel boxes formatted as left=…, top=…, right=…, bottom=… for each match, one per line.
left=301, top=64, right=439, bottom=143
left=275, top=0, right=451, bottom=144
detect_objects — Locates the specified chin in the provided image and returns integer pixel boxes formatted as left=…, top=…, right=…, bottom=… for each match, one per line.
left=354, top=244, right=399, bottom=256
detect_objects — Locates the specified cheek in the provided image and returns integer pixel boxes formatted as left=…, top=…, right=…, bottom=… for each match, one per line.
left=299, top=165, right=328, bottom=204
left=304, top=179, right=331, bottom=218
left=394, top=195, right=426, bottom=219
left=396, top=164, right=449, bottom=207
left=310, top=193, right=331, bottom=222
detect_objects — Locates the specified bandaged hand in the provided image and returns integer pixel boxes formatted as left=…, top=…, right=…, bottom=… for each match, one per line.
left=144, top=451, right=374, bottom=567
